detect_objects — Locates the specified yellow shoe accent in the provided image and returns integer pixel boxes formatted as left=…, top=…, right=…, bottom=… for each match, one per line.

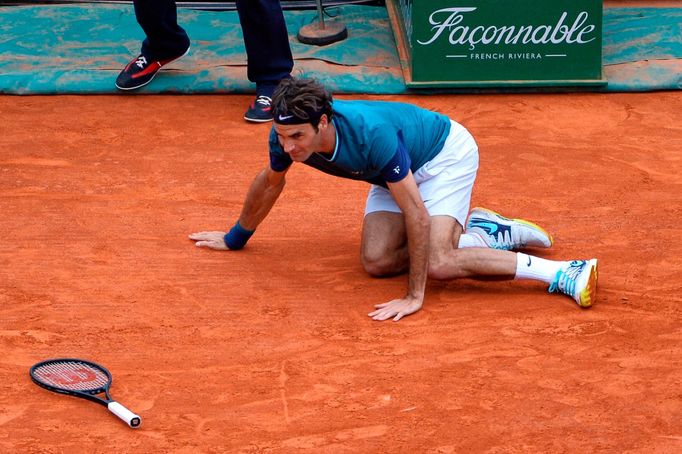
left=577, top=260, right=598, bottom=307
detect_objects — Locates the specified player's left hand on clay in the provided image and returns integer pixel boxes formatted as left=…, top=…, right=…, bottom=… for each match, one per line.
left=368, top=296, right=423, bottom=322
left=188, top=231, right=228, bottom=250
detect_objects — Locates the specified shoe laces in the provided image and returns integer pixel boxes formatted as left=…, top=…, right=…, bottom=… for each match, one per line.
left=548, top=260, right=586, bottom=296
left=491, top=230, right=514, bottom=250
left=254, top=95, right=272, bottom=107
left=135, top=56, right=148, bottom=69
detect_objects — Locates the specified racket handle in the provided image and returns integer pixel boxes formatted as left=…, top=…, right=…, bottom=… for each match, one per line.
left=108, top=401, right=141, bottom=428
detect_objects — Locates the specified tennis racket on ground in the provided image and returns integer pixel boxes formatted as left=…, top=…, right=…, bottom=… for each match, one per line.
left=30, top=358, right=141, bottom=428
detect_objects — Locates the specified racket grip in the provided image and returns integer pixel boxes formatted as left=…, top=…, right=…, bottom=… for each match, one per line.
left=108, top=401, right=141, bottom=428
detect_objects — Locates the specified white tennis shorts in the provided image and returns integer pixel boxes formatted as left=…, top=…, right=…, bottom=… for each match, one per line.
left=364, top=120, right=479, bottom=227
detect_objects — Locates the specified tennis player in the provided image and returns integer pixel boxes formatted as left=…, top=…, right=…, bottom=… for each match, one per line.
left=190, top=78, right=598, bottom=321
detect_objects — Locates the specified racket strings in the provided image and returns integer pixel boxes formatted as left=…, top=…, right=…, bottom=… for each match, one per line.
left=33, top=361, right=110, bottom=391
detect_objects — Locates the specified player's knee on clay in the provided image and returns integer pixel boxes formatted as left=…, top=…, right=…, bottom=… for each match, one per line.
left=361, top=250, right=395, bottom=276
left=360, top=234, right=405, bottom=276
left=361, top=243, right=407, bottom=276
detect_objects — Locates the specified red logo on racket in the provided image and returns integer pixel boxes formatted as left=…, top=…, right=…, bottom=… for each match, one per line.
left=45, top=368, right=98, bottom=385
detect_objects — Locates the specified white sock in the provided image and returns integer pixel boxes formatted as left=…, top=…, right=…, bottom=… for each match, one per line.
left=515, top=252, right=566, bottom=283
left=458, top=232, right=488, bottom=248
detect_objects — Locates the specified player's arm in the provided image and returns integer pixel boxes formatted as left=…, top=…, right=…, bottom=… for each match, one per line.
left=368, top=133, right=430, bottom=321
left=237, top=166, right=287, bottom=230
left=368, top=172, right=430, bottom=321
left=392, top=175, right=431, bottom=300
left=189, top=165, right=288, bottom=250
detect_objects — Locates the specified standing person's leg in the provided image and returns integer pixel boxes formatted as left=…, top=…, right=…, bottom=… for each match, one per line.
left=116, top=0, right=190, bottom=90
left=237, top=0, right=294, bottom=122
left=135, top=0, right=190, bottom=59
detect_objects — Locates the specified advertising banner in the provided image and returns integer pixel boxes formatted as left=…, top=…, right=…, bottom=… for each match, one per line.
left=387, top=0, right=606, bottom=87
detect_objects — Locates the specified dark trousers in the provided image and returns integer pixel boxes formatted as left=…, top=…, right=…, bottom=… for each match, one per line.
left=133, top=0, right=293, bottom=87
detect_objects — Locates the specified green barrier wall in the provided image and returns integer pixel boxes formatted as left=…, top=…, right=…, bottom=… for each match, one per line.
left=388, top=0, right=607, bottom=87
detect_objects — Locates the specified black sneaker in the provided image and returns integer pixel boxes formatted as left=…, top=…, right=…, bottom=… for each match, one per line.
left=115, top=47, right=189, bottom=90
left=244, top=95, right=273, bottom=123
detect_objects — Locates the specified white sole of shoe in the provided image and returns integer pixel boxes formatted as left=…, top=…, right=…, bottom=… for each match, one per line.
left=115, top=46, right=190, bottom=91
left=243, top=116, right=274, bottom=123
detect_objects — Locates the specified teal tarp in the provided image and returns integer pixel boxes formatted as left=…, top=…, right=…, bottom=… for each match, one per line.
left=603, top=8, right=682, bottom=64
left=0, top=4, right=405, bottom=94
left=0, top=4, right=679, bottom=94
left=602, top=8, right=682, bottom=91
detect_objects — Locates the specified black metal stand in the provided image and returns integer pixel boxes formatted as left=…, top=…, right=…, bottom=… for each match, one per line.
left=297, top=0, right=348, bottom=46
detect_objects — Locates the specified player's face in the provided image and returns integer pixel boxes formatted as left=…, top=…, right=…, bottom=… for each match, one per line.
left=274, top=120, right=326, bottom=162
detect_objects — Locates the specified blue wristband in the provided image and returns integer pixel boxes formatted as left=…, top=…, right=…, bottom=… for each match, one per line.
left=223, top=221, right=255, bottom=250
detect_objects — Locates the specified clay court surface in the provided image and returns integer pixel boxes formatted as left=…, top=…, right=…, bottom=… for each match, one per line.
left=1, top=91, right=681, bottom=452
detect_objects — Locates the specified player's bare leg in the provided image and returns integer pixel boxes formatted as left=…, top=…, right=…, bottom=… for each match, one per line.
left=361, top=211, right=517, bottom=279
left=360, top=211, right=409, bottom=276
left=363, top=213, right=597, bottom=306
left=428, top=215, right=517, bottom=280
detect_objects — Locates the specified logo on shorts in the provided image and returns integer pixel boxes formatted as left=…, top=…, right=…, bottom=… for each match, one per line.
left=393, top=166, right=401, bottom=174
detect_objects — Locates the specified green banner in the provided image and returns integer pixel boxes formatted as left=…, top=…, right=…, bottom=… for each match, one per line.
left=389, top=0, right=605, bottom=86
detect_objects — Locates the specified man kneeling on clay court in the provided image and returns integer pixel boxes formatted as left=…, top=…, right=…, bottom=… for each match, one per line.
left=190, top=78, right=598, bottom=322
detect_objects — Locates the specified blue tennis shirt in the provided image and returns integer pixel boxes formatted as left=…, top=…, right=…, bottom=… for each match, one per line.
left=269, top=100, right=452, bottom=187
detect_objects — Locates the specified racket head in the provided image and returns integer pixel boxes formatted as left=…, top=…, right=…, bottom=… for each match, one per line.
left=30, top=358, right=112, bottom=396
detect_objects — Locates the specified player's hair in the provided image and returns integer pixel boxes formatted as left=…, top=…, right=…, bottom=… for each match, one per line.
left=272, top=78, right=333, bottom=131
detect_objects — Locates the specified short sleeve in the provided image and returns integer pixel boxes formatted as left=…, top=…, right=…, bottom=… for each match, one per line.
left=268, top=128, right=293, bottom=172
left=380, top=132, right=411, bottom=183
